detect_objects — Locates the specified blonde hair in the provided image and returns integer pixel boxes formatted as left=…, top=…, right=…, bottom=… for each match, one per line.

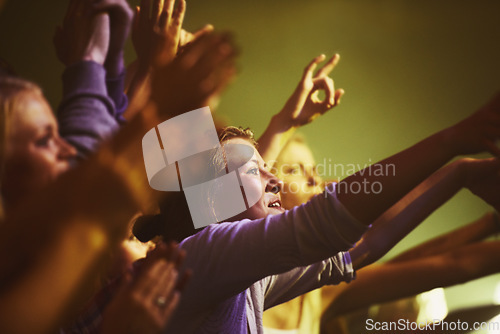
left=0, top=76, right=42, bottom=220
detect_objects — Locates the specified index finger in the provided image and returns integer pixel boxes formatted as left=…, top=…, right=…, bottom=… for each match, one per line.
left=315, top=53, right=340, bottom=78
left=302, top=54, right=326, bottom=81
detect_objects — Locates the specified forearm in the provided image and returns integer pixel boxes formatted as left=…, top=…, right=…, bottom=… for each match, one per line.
left=105, top=51, right=125, bottom=79
left=58, top=61, right=119, bottom=157
left=389, top=212, right=499, bottom=263
left=257, top=113, right=296, bottom=164
left=337, top=130, right=455, bottom=224
left=349, top=160, right=464, bottom=270
left=324, top=240, right=500, bottom=319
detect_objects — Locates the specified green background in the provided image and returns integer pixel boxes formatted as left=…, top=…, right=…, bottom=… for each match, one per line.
left=1, top=0, right=499, bottom=324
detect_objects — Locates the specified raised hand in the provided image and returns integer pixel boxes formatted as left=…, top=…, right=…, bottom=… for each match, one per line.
left=92, top=0, right=134, bottom=77
left=54, top=0, right=109, bottom=66
left=150, top=31, right=237, bottom=117
left=132, top=0, right=186, bottom=70
left=257, top=54, right=343, bottom=163
left=278, top=54, right=344, bottom=128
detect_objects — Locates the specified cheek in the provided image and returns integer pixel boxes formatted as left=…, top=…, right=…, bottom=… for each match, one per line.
left=239, top=174, right=265, bottom=205
left=29, top=147, right=62, bottom=179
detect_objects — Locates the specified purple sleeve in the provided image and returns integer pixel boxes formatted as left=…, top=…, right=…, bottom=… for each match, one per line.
left=106, top=69, right=128, bottom=124
left=176, top=183, right=367, bottom=311
left=58, top=61, right=119, bottom=158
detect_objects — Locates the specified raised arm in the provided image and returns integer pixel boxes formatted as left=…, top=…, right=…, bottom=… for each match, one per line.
left=349, top=157, right=500, bottom=270
left=54, top=0, right=120, bottom=157
left=0, top=32, right=237, bottom=334
left=258, top=54, right=344, bottom=164
left=95, top=0, right=134, bottom=120
left=125, top=0, right=186, bottom=119
left=321, top=168, right=500, bottom=322
left=388, top=211, right=500, bottom=263
left=337, top=93, right=500, bottom=224
left=321, top=240, right=500, bottom=325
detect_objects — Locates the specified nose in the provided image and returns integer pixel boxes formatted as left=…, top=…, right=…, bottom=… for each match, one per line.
left=306, top=167, right=322, bottom=188
left=264, top=171, right=283, bottom=194
left=57, top=136, right=77, bottom=161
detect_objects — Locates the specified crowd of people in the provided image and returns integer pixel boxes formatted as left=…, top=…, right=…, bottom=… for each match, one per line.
left=0, top=0, right=499, bottom=333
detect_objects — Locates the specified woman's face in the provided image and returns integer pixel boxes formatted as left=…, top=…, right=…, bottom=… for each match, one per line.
left=225, top=138, right=285, bottom=221
left=275, top=140, right=324, bottom=209
left=2, top=92, right=77, bottom=207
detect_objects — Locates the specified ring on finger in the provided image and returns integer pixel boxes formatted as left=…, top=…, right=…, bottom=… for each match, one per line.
left=155, top=295, right=167, bottom=308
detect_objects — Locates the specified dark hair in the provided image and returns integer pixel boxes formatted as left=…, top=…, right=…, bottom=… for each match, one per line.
left=133, top=126, right=256, bottom=243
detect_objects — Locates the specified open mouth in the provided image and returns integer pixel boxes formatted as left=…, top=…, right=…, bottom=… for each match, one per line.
left=268, top=198, right=282, bottom=208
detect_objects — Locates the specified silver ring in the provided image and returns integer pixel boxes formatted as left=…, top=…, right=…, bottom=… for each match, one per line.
left=155, top=296, right=167, bottom=308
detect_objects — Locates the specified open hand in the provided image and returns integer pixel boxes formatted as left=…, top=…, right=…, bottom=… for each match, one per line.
left=54, top=0, right=109, bottom=66
left=132, top=0, right=186, bottom=70
left=150, top=31, right=237, bottom=117
left=93, top=0, right=134, bottom=77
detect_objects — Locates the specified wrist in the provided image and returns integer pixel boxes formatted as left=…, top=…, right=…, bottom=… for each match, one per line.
left=272, top=111, right=296, bottom=134
left=454, top=158, right=470, bottom=187
left=105, top=54, right=125, bottom=78
left=433, top=128, right=459, bottom=159
left=81, top=52, right=106, bottom=66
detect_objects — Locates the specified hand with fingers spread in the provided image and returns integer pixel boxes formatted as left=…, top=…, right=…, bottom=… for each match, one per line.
left=150, top=32, right=237, bottom=117
left=92, top=0, right=134, bottom=77
left=132, top=0, right=186, bottom=70
left=126, top=0, right=191, bottom=119
left=53, top=0, right=110, bottom=66
left=100, top=242, right=189, bottom=334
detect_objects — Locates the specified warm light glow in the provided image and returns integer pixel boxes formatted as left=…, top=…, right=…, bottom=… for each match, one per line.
left=494, top=282, right=500, bottom=305
left=417, top=288, right=448, bottom=323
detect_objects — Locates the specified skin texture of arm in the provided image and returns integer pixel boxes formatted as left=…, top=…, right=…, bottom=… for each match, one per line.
left=388, top=211, right=499, bottom=263
left=321, top=240, right=500, bottom=327
left=318, top=211, right=499, bottom=308
left=337, top=93, right=500, bottom=225
left=349, top=158, right=500, bottom=270
left=319, top=159, right=500, bottom=328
